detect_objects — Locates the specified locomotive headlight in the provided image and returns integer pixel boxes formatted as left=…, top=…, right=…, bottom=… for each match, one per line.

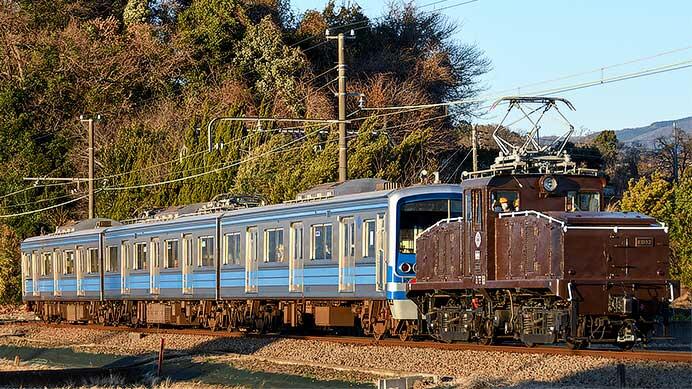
left=399, top=262, right=412, bottom=273
left=541, top=175, right=558, bottom=192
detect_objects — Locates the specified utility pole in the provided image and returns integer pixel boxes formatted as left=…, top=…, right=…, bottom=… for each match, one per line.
left=26, top=116, right=99, bottom=219
left=472, top=124, right=478, bottom=171
left=327, top=30, right=355, bottom=183
left=672, top=121, right=679, bottom=182
left=81, top=116, right=95, bottom=219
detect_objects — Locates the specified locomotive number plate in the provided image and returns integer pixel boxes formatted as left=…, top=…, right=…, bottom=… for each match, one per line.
left=635, top=237, right=654, bottom=247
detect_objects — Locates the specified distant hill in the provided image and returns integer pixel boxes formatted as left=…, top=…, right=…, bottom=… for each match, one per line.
left=614, top=116, right=692, bottom=147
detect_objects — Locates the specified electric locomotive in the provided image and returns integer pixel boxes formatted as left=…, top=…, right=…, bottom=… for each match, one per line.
left=407, top=97, right=678, bottom=349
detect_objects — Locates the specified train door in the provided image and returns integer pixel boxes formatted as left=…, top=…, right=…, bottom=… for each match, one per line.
left=53, top=249, right=62, bottom=296
left=375, top=213, right=387, bottom=291
left=465, top=189, right=485, bottom=284
left=245, top=227, right=259, bottom=293
left=288, top=222, right=304, bottom=293
left=339, top=217, right=356, bottom=293
left=150, top=238, right=160, bottom=295
left=76, top=246, right=86, bottom=296
left=31, top=251, right=39, bottom=297
left=182, top=234, right=193, bottom=294
left=121, top=241, right=130, bottom=295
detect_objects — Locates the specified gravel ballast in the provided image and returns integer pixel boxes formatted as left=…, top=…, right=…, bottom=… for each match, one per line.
left=0, top=323, right=690, bottom=388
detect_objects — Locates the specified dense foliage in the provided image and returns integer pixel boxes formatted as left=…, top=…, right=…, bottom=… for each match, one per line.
left=0, top=0, right=490, bottom=301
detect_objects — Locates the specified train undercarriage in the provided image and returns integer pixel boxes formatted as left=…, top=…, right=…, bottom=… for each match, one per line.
left=410, top=288, right=670, bottom=349
left=29, top=299, right=417, bottom=340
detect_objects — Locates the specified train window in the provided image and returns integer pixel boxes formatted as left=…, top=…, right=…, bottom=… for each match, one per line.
left=134, top=242, right=148, bottom=270
left=223, top=234, right=241, bottom=265
left=566, top=191, right=600, bottom=212
left=64, top=251, right=75, bottom=275
left=88, top=248, right=99, bottom=273
left=106, top=246, right=118, bottom=272
left=289, top=223, right=304, bottom=293
left=340, top=217, right=356, bottom=258
left=164, top=240, right=179, bottom=268
left=465, top=192, right=472, bottom=220
left=41, top=253, right=52, bottom=276
left=398, top=199, right=462, bottom=254
left=290, top=223, right=304, bottom=262
left=264, top=229, right=284, bottom=262
left=311, top=224, right=333, bottom=260
left=198, top=236, right=214, bottom=267
left=363, top=219, right=376, bottom=258
left=375, top=214, right=386, bottom=291
left=473, top=190, right=482, bottom=226
left=490, top=191, right=520, bottom=213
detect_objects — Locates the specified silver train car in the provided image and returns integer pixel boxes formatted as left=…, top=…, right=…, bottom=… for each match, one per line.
left=21, top=179, right=461, bottom=338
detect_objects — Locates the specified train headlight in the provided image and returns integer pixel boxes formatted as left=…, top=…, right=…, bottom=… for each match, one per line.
left=541, top=175, right=558, bottom=192
left=399, top=262, right=413, bottom=273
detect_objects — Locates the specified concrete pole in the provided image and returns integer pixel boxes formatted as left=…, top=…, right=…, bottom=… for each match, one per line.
left=337, top=33, right=348, bottom=183
left=87, top=118, right=95, bottom=219
left=472, top=124, right=478, bottom=172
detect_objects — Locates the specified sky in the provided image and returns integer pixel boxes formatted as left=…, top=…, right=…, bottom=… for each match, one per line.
left=290, top=0, right=692, bottom=135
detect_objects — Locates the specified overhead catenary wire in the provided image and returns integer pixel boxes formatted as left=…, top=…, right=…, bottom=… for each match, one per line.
left=356, top=57, right=692, bottom=114
left=0, top=192, right=95, bottom=219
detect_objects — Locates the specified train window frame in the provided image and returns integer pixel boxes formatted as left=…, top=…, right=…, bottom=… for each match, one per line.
left=164, top=239, right=179, bottom=269
left=310, top=223, right=333, bottom=261
left=22, top=252, right=30, bottom=279
left=472, top=189, right=483, bottom=227
left=223, top=233, right=241, bottom=266
left=41, top=252, right=52, bottom=277
left=134, top=242, right=148, bottom=271
left=490, top=191, right=520, bottom=213
left=106, top=246, right=118, bottom=272
left=197, top=236, right=214, bottom=267
left=264, top=228, right=284, bottom=263
left=53, top=249, right=62, bottom=276
left=87, top=248, right=99, bottom=274
left=566, top=191, right=601, bottom=212
left=362, top=219, right=376, bottom=259
left=64, top=250, right=75, bottom=275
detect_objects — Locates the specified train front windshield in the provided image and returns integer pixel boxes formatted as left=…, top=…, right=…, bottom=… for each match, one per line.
left=398, top=199, right=462, bottom=254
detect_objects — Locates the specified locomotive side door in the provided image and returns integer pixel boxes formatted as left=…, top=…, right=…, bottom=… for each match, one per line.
left=465, top=189, right=485, bottom=284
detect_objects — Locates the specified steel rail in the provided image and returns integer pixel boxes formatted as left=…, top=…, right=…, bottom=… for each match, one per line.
left=8, top=322, right=689, bottom=363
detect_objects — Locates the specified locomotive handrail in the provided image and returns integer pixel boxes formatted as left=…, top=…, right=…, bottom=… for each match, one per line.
left=420, top=217, right=464, bottom=236
left=498, top=211, right=669, bottom=233
left=498, top=210, right=566, bottom=228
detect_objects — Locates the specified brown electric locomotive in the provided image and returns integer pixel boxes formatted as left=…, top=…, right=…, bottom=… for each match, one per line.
left=407, top=97, right=678, bottom=349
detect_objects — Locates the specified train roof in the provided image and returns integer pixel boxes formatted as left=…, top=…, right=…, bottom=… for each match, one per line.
left=21, top=180, right=462, bottom=247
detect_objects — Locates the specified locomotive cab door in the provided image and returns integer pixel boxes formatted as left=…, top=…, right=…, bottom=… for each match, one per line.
left=465, top=189, right=486, bottom=284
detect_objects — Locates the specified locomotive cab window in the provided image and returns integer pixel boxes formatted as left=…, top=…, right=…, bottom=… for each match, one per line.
left=566, top=191, right=600, bottom=212
left=490, top=191, right=520, bottom=213
left=398, top=199, right=462, bottom=254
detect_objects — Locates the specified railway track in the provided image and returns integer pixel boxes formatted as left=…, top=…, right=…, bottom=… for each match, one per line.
left=7, top=322, right=689, bottom=363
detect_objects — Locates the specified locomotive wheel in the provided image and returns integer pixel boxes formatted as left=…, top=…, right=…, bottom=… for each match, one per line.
left=566, top=339, right=588, bottom=350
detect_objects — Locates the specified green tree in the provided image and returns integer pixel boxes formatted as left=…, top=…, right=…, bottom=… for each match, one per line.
left=0, top=224, right=21, bottom=304
left=123, top=0, right=151, bottom=26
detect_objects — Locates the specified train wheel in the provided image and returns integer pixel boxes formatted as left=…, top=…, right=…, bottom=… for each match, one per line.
left=616, top=341, right=635, bottom=351
left=566, top=339, right=587, bottom=350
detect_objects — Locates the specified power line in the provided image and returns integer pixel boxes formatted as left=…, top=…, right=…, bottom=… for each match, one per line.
left=357, top=56, right=692, bottom=114
left=0, top=192, right=94, bottom=219
left=102, top=126, right=327, bottom=191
